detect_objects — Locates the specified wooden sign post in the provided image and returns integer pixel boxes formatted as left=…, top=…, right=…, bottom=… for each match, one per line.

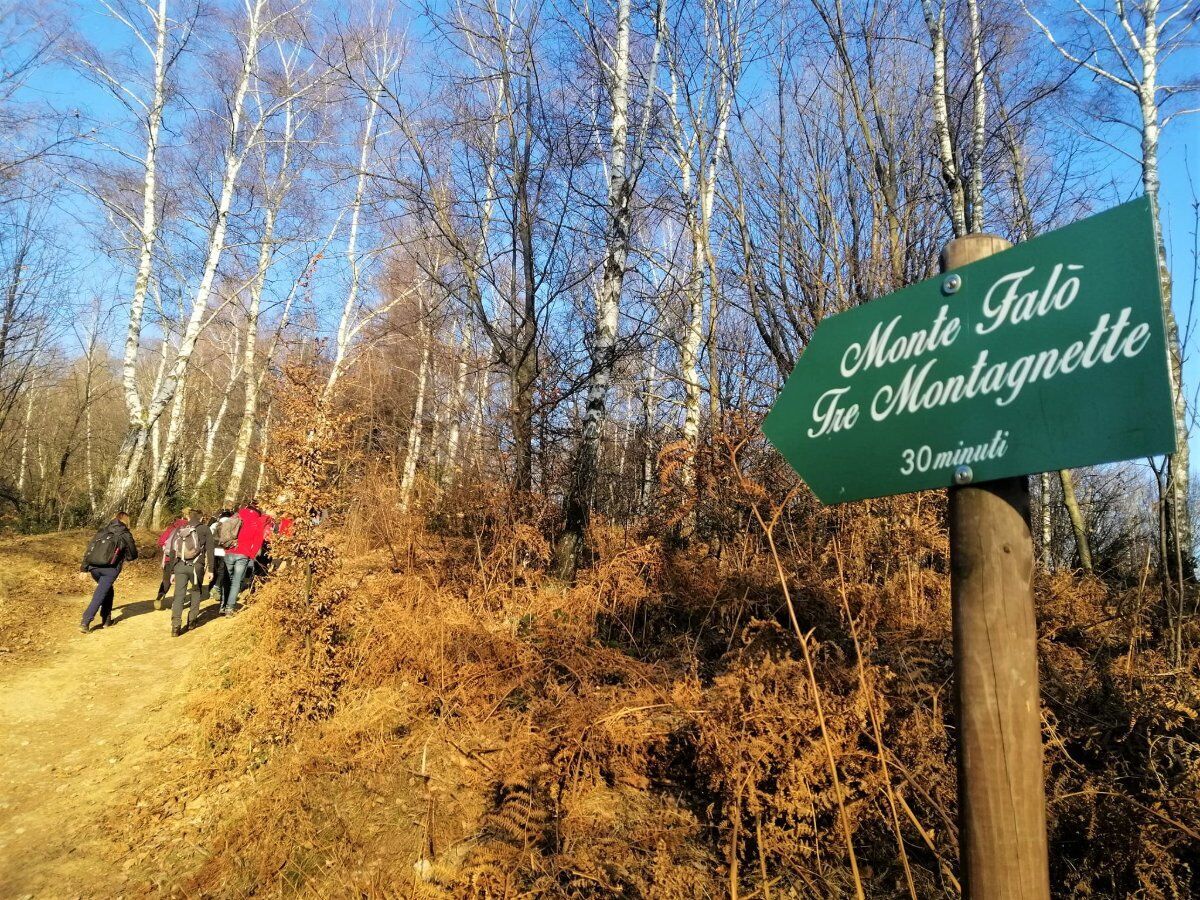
left=942, top=235, right=1050, bottom=900
left=761, top=199, right=1175, bottom=896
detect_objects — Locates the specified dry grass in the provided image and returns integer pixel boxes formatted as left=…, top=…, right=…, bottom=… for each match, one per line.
left=100, top=397, right=1199, bottom=898
left=0, top=528, right=160, bottom=666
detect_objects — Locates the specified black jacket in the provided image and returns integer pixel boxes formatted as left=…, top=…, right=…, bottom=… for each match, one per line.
left=167, top=521, right=215, bottom=582
left=81, top=520, right=139, bottom=572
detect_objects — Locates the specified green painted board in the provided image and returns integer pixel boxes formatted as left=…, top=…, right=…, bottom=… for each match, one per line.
left=762, top=197, right=1175, bottom=504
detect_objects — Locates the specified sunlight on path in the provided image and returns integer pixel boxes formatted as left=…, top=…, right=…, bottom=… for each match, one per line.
left=0, top=571, right=226, bottom=898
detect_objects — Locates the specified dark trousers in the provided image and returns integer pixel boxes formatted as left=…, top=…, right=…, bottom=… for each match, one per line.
left=210, top=556, right=230, bottom=608
left=83, top=566, right=120, bottom=628
left=154, top=557, right=172, bottom=604
left=171, top=560, right=204, bottom=630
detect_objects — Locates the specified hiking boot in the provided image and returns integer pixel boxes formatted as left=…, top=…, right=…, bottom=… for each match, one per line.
left=101, top=619, right=113, bottom=628
left=79, top=623, right=91, bottom=634
left=154, top=596, right=165, bottom=611
left=171, top=624, right=181, bottom=637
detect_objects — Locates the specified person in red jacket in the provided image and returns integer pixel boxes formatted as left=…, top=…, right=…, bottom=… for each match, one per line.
left=221, top=501, right=273, bottom=616
left=153, top=508, right=191, bottom=610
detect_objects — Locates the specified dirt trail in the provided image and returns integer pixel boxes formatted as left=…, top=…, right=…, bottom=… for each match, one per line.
left=0, top=565, right=225, bottom=899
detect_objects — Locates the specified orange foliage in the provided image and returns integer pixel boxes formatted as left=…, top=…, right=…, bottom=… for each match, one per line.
left=112, top=413, right=1200, bottom=899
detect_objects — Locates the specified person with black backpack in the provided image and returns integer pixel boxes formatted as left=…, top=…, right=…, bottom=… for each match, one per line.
left=166, top=508, right=214, bottom=637
left=79, top=512, right=140, bottom=633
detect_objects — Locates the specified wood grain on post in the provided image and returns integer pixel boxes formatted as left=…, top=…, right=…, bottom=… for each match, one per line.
left=941, top=234, right=1051, bottom=900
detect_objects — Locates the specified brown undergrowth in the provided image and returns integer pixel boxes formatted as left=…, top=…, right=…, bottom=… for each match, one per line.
left=115, top=409, right=1199, bottom=898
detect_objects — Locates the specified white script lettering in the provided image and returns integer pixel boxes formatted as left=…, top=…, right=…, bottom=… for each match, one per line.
left=840, top=305, right=960, bottom=378
left=976, top=263, right=1083, bottom=336
left=808, top=386, right=860, bottom=437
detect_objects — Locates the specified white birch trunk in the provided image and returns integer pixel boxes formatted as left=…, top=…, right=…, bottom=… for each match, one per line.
left=921, top=0, right=967, bottom=237
left=253, top=403, right=272, bottom=499
left=1024, top=0, right=1193, bottom=568
left=1040, top=471, right=1053, bottom=569
left=195, top=348, right=237, bottom=493
left=663, top=0, right=735, bottom=493
left=104, top=0, right=267, bottom=518
left=399, top=316, right=431, bottom=512
left=428, top=359, right=444, bottom=481
left=640, top=344, right=660, bottom=513
left=666, top=70, right=704, bottom=487
left=966, top=0, right=987, bottom=232
left=681, top=225, right=704, bottom=476
left=700, top=0, right=734, bottom=426
left=35, top=438, right=46, bottom=507
left=225, top=183, right=279, bottom=505
left=146, top=340, right=170, bottom=477
left=443, top=321, right=473, bottom=485
left=16, top=381, right=35, bottom=497
left=318, top=44, right=414, bottom=407
left=102, top=0, right=172, bottom=519
left=1137, top=2, right=1192, bottom=567
left=140, top=364, right=188, bottom=528
left=149, top=415, right=161, bottom=477
left=555, top=0, right=664, bottom=576
left=85, top=396, right=96, bottom=514
left=617, top=403, right=633, bottom=512
left=323, top=82, right=382, bottom=403
left=469, top=361, right=489, bottom=475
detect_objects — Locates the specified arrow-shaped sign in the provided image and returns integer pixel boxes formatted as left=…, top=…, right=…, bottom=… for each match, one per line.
left=762, top=197, right=1175, bottom=503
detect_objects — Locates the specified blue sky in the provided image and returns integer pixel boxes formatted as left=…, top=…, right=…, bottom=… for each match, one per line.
left=16, top=0, right=1200, bottom=422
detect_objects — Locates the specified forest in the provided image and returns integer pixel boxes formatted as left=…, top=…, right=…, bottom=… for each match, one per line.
left=0, top=0, right=1197, bottom=896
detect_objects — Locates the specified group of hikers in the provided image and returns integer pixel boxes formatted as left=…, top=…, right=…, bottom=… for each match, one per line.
left=79, top=501, right=283, bottom=636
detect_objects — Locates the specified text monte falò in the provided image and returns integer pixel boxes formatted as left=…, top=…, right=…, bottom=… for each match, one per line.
left=763, top=197, right=1174, bottom=504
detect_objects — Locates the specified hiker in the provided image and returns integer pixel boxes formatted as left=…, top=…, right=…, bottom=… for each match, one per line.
left=79, top=512, right=140, bottom=633
left=153, top=508, right=191, bottom=610
left=208, top=509, right=239, bottom=608
left=166, top=508, right=214, bottom=637
left=222, top=501, right=272, bottom=616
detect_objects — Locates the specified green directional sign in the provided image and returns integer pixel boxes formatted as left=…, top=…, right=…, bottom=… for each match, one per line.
left=763, top=197, right=1175, bottom=504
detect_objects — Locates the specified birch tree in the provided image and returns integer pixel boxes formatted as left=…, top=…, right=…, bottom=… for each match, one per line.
left=663, top=0, right=742, bottom=492
left=553, top=0, right=665, bottom=578
left=399, top=297, right=430, bottom=511
left=442, top=320, right=474, bottom=486
left=192, top=327, right=242, bottom=494
left=15, top=373, right=34, bottom=497
left=321, top=22, right=417, bottom=403
left=1023, top=0, right=1196, bottom=569
left=224, top=37, right=321, bottom=506
left=72, top=0, right=193, bottom=518
left=140, top=361, right=186, bottom=526
left=919, top=0, right=968, bottom=237
left=99, top=0, right=283, bottom=519
left=117, top=0, right=286, bottom=525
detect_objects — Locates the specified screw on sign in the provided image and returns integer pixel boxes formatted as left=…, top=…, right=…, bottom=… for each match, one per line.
left=763, top=197, right=1173, bottom=505
left=763, top=198, right=1174, bottom=900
